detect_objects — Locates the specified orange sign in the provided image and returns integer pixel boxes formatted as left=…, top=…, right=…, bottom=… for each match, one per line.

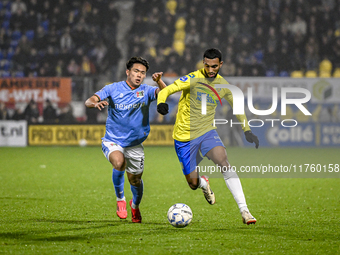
left=0, top=77, right=72, bottom=103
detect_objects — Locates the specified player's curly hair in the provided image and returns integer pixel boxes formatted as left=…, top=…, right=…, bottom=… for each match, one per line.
left=203, top=48, right=222, bottom=62
left=126, top=56, right=149, bottom=71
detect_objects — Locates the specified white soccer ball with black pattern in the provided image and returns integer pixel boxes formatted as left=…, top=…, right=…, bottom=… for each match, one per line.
left=167, top=203, right=193, bottom=228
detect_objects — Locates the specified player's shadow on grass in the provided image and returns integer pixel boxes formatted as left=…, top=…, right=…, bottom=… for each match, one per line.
left=0, top=218, right=171, bottom=242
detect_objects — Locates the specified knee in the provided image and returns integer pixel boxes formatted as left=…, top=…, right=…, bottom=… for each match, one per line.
left=112, top=159, right=126, bottom=171
left=130, top=178, right=141, bottom=187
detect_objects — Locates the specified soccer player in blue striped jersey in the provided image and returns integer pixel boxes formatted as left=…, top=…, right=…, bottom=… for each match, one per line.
left=85, top=57, right=166, bottom=223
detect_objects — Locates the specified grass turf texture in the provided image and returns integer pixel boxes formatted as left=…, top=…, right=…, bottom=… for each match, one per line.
left=0, top=146, right=339, bottom=254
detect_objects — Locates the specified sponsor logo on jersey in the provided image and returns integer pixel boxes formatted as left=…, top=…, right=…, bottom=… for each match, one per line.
left=136, top=91, right=144, bottom=98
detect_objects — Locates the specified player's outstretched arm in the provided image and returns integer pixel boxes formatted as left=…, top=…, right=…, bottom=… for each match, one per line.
left=85, top=95, right=109, bottom=111
left=244, top=130, right=259, bottom=149
left=152, top=72, right=167, bottom=94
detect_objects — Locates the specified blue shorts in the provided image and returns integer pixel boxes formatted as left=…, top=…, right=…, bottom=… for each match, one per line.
left=174, top=130, right=225, bottom=175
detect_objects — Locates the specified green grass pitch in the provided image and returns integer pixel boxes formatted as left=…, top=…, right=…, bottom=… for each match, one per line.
left=1, top=146, right=339, bottom=254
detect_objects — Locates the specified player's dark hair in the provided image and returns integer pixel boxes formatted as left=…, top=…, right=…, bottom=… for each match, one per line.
left=203, top=48, right=223, bottom=62
left=126, top=56, right=149, bottom=71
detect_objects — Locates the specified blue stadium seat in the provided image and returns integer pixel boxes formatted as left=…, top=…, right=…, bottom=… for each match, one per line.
left=25, top=30, right=35, bottom=40
left=41, top=20, right=49, bottom=31
left=254, top=50, right=264, bottom=63
left=4, top=10, right=11, bottom=20
left=2, top=20, right=10, bottom=30
left=15, top=71, right=25, bottom=77
left=2, top=60, right=10, bottom=70
left=1, top=71, right=11, bottom=77
left=7, top=50, right=14, bottom=60
left=12, top=30, right=22, bottom=40
left=10, top=40, right=19, bottom=49
left=266, top=70, right=275, bottom=77
left=279, top=71, right=289, bottom=77
left=0, top=51, right=3, bottom=60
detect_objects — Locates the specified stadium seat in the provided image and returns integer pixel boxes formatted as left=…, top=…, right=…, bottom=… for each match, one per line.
left=290, top=70, right=304, bottom=78
left=25, top=30, right=35, bottom=41
left=319, top=71, right=331, bottom=78
left=4, top=10, right=11, bottom=20
left=1, top=60, right=10, bottom=70
left=14, top=71, right=25, bottom=77
left=254, top=50, right=264, bottom=62
left=175, top=17, right=186, bottom=30
left=319, top=58, right=332, bottom=73
left=166, top=0, right=177, bottom=15
left=174, top=29, right=186, bottom=40
left=6, top=50, right=14, bottom=60
left=1, top=70, right=11, bottom=77
left=41, top=20, right=49, bottom=31
left=279, top=71, right=289, bottom=77
left=173, top=40, right=185, bottom=55
left=266, top=70, right=275, bottom=77
left=1, top=20, right=10, bottom=30
left=11, top=30, right=22, bottom=41
left=0, top=51, right=3, bottom=60
left=9, top=40, right=19, bottom=49
left=333, top=69, right=340, bottom=78
left=305, top=70, right=317, bottom=78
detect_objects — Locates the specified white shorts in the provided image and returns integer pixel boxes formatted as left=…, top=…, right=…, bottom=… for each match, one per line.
left=101, top=141, right=144, bottom=175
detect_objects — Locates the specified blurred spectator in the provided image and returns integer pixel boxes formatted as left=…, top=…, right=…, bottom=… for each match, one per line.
left=67, top=59, right=80, bottom=76
left=1, top=0, right=340, bottom=78
left=220, top=57, right=236, bottom=76
left=58, top=104, right=76, bottom=124
left=60, top=26, right=73, bottom=51
left=43, top=99, right=58, bottom=123
left=23, top=99, right=40, bottom=123
left=11, top=108, right=24, bottom=120
left=0, top=102, right=10, bottom=120
left=55, top=59, right=67, bottom=77
left=80, top=55, right=96, bottom=76
left=11, top=0, right=27, bottom=14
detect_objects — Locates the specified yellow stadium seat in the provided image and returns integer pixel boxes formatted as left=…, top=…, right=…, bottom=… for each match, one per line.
left=166, top=0, right=177, bottom=15
left=319, top=58, right=332, bottom=73
left=290, top=70, right=304, bottom=78
left=196, top=60, right=204, bottom=70
left=174, top=30, right=186, bottom=40
left=305, top=70, right=317, bottom=78
left=333, top=70, right=340, bottom=78
left=173, top=40, right=185, bottom=55
left=319, top=71, right=331, bottom=78
left=175, top=17, right=186, bottom=30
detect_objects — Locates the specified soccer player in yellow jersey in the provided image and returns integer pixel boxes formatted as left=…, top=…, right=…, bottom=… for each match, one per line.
left=154, top=48, right=259, bottom=224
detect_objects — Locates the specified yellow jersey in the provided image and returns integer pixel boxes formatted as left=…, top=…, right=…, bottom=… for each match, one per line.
left=157, top=68, right=250, bottom=142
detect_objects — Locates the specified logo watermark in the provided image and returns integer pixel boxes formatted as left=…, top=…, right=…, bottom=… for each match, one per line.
left=200, top=83, right=312, bottom=127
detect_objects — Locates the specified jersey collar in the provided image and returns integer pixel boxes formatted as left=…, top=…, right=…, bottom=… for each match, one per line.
left=125, top=80, right=139, bottom=90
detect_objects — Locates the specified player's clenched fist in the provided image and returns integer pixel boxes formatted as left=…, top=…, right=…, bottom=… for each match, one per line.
left=152, top=72, right=163, bottom=82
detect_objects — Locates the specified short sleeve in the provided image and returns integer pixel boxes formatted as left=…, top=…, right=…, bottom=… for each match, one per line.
left=95, top=84, right=114, bottom=101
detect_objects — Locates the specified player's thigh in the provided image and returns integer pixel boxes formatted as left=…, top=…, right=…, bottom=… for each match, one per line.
left=102, top=141, right=126, bottom=170
left=205, top=146, right=229, bottom=167
left=124, top=144, right=145, bottom=177
left=174, top=140, right=200, bottom=176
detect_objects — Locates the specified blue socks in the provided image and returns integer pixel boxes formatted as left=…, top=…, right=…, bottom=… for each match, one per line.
left=130, top=180, right=143, bottom=208
left=112, top=168, right=125, bottom=200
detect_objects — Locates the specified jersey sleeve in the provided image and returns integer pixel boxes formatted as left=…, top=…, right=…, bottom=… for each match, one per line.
left=157, top=74, right=192, bottom=104
left=147, top=85, right=158, bottom=101
left=95, top=84, right=114, bottom=101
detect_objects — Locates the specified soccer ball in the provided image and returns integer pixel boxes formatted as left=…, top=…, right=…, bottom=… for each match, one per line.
left=167, top=203, right=193, bottom=228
